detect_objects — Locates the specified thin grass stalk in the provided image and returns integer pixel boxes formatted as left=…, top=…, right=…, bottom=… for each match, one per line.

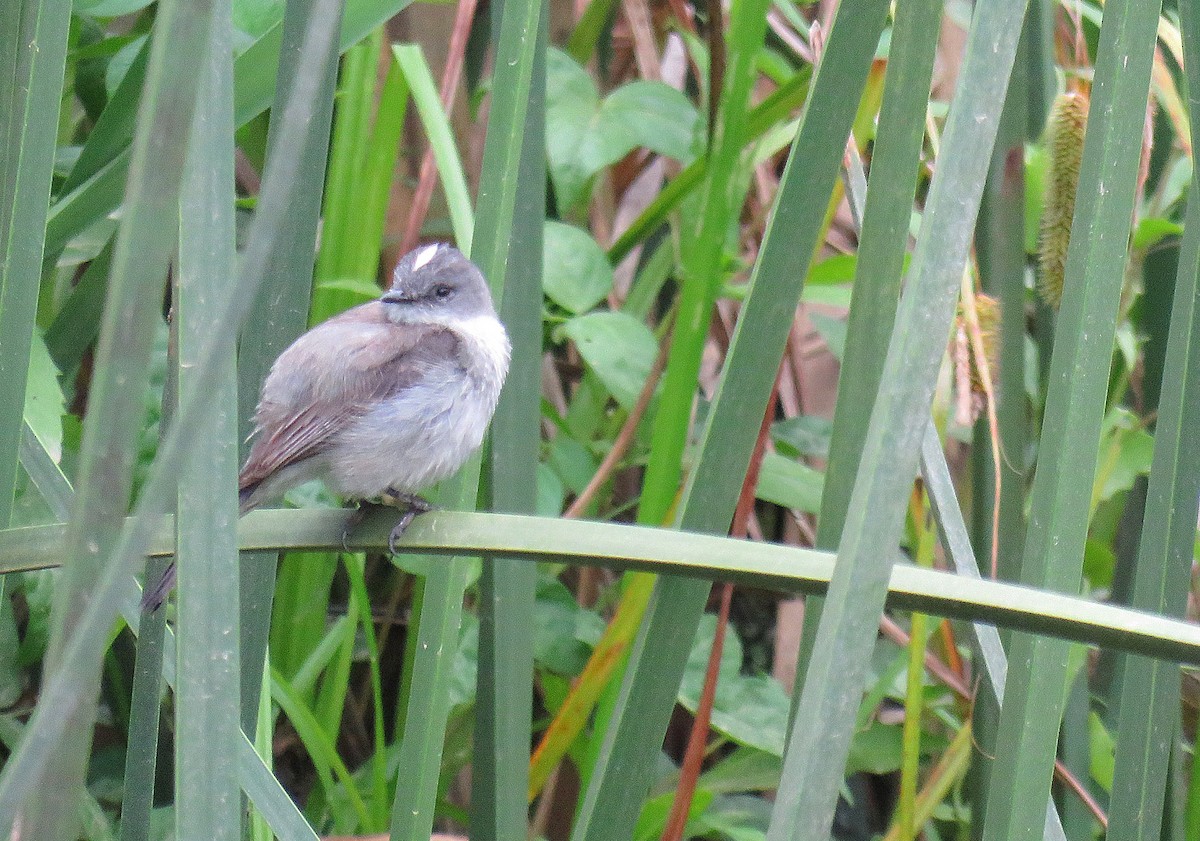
left=1025, top=0, right=1056, bottom=136
left=311, top=27, right=383, bottom=324
left=307, top=594, right=357, bottom=789
left=238, top=734, right=322, bottom=841
left=973, top=25, right=1031, bottom=586
left=918, top=426, right=1068, bottom=841
left=2, top=0, right=217, bottom=835
left=966, top=20, right=1032, bottom=838
left=273, top=668, right=372, bottom=829
left=0, top=0, right=343, bottom=826
left=765, top=2, right=1031, bottom=837
left=352, top=58, right=410, bottom=275
left=0, top=0, right=69, bottom=530
left=1059, top=673, right=1092, bottom=839
left=880, top=723, right=973, bottom=841
left=1105, top=2, right=1200, bottom=831
left=1165, top=740, right=1187, bottom=841
left=386, top=559, right=473, bottom=841
left=11, top=506, right=1200, bottom=664
left=634, top=0, right=771, bottom=529
left=250, top=669, right=277, bottom=841
left=392, top=45, right=475, bottom=254
left=270, top=551, right=339, bottom=687
left=793, top=0, right=941, bottom=710
left=237, top=0, right=344, bottom=734
left=980, top=1, right=1163, bottom=836
left=398, top=0, right=477, bottom=255
left=897, top=489, right=936, bottom=841
left=472, top=2, right=545, bottom=838
left=118, top=599, right=167, bottom=841
left=388, top=0, right=542, bottom=835
left=390, top=571, right=422, bottom=741
left=570, top=4, right=889, bottom=840
left=342, top=554, right=389, bottom=829
left=1188, top=729, right=1200, bottom=839
left=174, top=5, right=241, bottom=836
left=303, top=587, right=358, bottom=824
left=662, top=390, right=775, bottom=841
left=120, top=177, right=185, bottom=841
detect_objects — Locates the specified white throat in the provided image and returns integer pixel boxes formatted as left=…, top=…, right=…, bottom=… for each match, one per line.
left=455, top=314, right=511, bottom=386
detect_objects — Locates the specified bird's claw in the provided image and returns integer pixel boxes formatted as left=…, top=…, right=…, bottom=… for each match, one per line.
left=388, top=510, right=417, bottom=554
left=335, top=493, right=435, bottom=554
left=384, top=491, right=433, bottom=554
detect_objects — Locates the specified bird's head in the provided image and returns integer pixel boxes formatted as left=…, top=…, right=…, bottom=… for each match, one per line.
left=381, top=243, right=497, bottom=325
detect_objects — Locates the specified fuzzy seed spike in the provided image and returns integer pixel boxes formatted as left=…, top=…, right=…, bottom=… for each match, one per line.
left=1037, top=90, right=1089, bottom=309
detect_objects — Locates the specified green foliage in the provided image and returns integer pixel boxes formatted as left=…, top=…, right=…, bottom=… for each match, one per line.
left=3, top=1, right=1200, bottom=840
left=546, top=48, right=700, bottom=213
left=542, top=221, right=614, bottom=314
left=560, top=312, right=657, bottom=409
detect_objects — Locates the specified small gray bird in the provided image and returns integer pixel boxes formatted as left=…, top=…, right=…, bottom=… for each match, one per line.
left=144, top=244, right=506, bottom=610
left=238, top=242, right=510, bottom=546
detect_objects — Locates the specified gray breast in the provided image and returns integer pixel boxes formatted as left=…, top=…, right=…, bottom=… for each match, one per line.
left=324, top=360, right=496, bottom=498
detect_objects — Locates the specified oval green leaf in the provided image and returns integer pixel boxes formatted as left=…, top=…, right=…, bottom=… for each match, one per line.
left=560, top=311, right=656, bottom=410
left=543, top=221, right=614, bottom=313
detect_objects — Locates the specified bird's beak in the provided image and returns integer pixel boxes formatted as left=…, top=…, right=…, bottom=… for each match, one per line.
left=381, top=289, right=414, bottom=304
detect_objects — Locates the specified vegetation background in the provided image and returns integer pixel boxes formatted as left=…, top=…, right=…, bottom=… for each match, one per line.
left=2, top=0, right=1200, bottom=839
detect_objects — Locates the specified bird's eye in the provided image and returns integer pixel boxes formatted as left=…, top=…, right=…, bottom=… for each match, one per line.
left=434, top=285, right=453, bottom=299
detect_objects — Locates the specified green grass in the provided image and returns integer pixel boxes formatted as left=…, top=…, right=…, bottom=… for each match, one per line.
left=4, top=2, right=1200, bottom=839
left=982, top=3, right=1164, bottom=837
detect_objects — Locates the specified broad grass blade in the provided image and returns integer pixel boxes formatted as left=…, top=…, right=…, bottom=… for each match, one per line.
left=174, top=5, right=242, bottom=838
left=474, top=5, right=545, bottom=841
left=0, top=0, right=70, bottom=529
left=571, top=3, right=890, bottom=840
left=794, top=0, right=942, bottom=717
left=767, top=3, right=1031, bottom=838
left=1105, top=2, right=1200, bottom=835
left=981, top=2, right=1163, bottom=837
left=0, top=0, right=216, bottom=835
left=237, top=0, right=344, bottom=733
left=389, top=0, right=543, bottom=837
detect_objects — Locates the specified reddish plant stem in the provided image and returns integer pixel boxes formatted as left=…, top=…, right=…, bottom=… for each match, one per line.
left=399, top=0, right=478, bottom=254
left=564, top=318, right=673, bottom=519
left=660, top=374, right=779, bottom=841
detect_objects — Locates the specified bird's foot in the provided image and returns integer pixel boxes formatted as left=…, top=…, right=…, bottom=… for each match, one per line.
left=382, top=489, right=433, bottom=554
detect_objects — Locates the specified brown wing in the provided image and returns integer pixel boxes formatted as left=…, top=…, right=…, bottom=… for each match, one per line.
left=238, top=302, right=459, bottom=492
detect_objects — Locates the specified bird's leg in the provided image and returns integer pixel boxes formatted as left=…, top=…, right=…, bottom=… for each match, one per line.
left=342, top=491, right=434, bottom=553
left=383, top=488, right=434, bottom=554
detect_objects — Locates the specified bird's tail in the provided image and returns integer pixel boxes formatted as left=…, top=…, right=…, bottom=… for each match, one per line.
left=239, top=483, right=259, bottom=516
